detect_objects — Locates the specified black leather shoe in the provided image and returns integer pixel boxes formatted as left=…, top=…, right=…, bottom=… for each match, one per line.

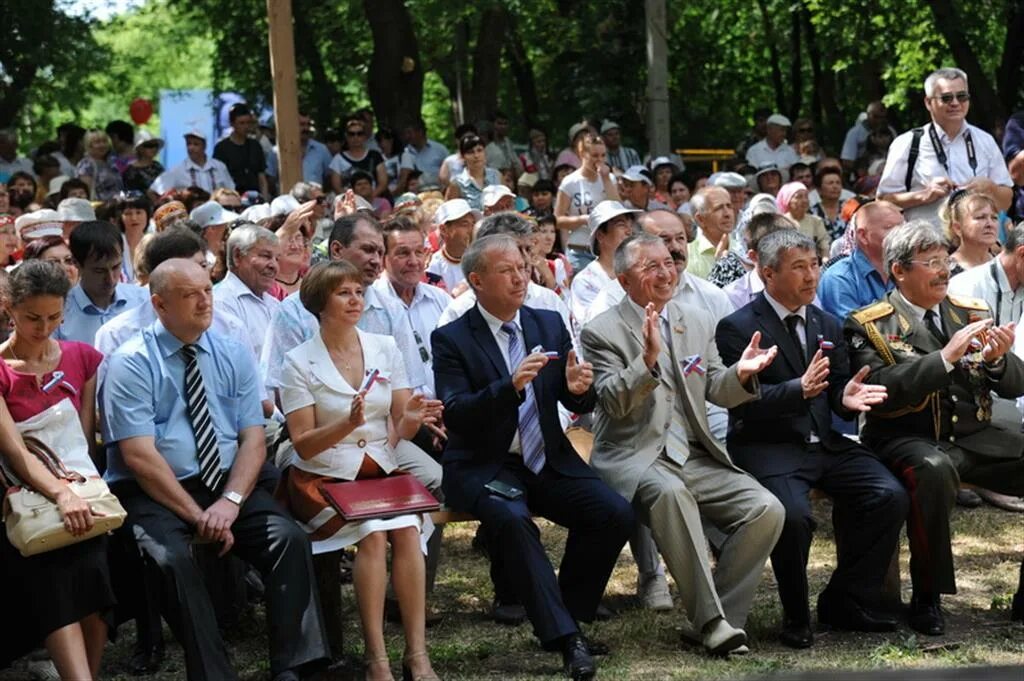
left=908, top=594, right=945, bottom=636
left=128, top=643, right=165, bottom=675
left=779, top=619, right=814, bottom=649
left=491, top=599, right=527, bottom=625
left=817, top=592, right=898, bottom=632
left=562, top=634, right=596, bottom=681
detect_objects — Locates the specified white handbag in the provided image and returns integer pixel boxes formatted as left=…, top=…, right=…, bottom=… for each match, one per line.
left=1, top=399, right=126, bottom=557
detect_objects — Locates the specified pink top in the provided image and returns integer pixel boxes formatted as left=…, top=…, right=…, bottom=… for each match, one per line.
left=0, top=341, right=102, bottom=422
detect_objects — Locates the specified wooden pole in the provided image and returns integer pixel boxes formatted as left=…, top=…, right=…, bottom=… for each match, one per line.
left=267, top=0, right=301, bottom=192
left=645, top=0, right=671, bottom=156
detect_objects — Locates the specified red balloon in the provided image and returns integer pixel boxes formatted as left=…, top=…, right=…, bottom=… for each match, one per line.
left=129, top=98, right=153, bottom=125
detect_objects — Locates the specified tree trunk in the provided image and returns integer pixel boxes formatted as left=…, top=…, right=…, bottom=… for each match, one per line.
left=788, top=7, right=803, bottom=120
left=802, top=6, right=842, bottom=151
left=505, top=11, right=540, bottom=130
left=923, top=0, right=1006, bottom=128
left=362, top=0, right=424, bottom=131
left=292, top=2, right=333, bottom=129
left=754, top=0, right=786, bottom=113
left=464, top=5, right=508, bottom=124
left=997, top=0, right=1024, bottom=113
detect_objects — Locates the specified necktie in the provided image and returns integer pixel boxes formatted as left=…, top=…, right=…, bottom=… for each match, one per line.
left=785, top=314, right=806, bottom=368
left=182, top=344, right=225, bottom=491
left=501, top=323, right=546, bottom=474
left=924, top=309, right=947, bottom=343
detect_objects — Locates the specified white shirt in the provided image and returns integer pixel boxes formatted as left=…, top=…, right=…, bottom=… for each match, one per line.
left=558, top=169, right=608, bottom=248
left=426, top=250, right=466, bottom=292
left=1014, top=314, right=1024, bottom=415
left=150, top=156, right=235, bottom=194
left=213, top=271, right=280, bottom=361
left=437, top=282, right=572, bottom=337
left=745, top=140, right=800, bottom=170
left=948, top=258, right=1024, bottom=326
left=570, top=260, right=613, bottom=326
left=371, top=277, right=451, bottom=397
left=279, top=329, right=409, bottom=478
left=878, top=121, right=1012, bottom=227
left=476, top=304, right=524, bottom=454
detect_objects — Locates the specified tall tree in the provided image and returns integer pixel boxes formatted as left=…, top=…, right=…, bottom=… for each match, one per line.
left=363, top=0, right=424, bottom=130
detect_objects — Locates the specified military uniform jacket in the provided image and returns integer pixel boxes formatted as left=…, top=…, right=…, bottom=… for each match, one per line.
left=844, top=290, right=1024, bottom=458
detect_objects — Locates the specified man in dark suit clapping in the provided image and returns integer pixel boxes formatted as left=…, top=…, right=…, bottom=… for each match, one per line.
left=716, top=230, right=909, bottom=649
left=431, top=234, right=635, bottom=681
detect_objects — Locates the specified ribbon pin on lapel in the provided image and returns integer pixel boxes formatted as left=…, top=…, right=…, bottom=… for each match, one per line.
left=816, top=335, right=835, bottom=351
left=681, top=354, right=706, bottom=376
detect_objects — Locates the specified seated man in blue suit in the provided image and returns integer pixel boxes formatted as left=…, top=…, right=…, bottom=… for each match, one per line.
left=432, top=234, right=635, bottom=681
left=716, top=230, right=909, bottom=649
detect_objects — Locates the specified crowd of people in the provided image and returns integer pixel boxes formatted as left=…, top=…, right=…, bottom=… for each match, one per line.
left=0, top=65, right=1022, bottom=681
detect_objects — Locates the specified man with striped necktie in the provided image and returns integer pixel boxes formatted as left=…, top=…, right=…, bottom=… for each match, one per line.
left=581, top=233, right=785, bottom=656
left=432, top=234, right=635, bottom=681
left=101, top=259, right=328, bottom=681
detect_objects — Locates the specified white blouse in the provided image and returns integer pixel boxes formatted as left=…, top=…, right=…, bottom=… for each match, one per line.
left=280, top=328, right=410, bottom=479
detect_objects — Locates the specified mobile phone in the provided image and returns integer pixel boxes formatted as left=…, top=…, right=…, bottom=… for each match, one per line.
left=485, top=479, right=524, bottom=500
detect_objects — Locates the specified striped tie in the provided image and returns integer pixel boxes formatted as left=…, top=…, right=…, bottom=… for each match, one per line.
left=182, top=344, right=225, bottom=491
left=501, top=323, right=546, bottom=474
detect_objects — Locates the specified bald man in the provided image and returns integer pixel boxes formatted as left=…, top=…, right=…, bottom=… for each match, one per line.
left=101, top=259, right=328, bottom=681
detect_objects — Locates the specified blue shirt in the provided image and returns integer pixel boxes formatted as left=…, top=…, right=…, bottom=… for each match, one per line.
left=267, top=139, right=334, bottom=184
left=101, top=320, right=264, bottom=483
left=56, top=283, right=150, bottom=345
left=818, top=248, right=894, bottom=322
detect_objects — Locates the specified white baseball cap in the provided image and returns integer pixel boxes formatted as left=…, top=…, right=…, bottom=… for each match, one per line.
left=190, top=201, right=239, bottom=229
left=620, top=165, right=652, bottom=185
left=57, top=197, right=96, bottom=223
left=183, top=128, right=207, bottom=142
left=766, top=114, right=792, bottom=127
left=270, top=194, right=300, bottom=217
left=240, top=203, right=272, bottom=223
left=600, top=120, right=621, bottom=134
left=434, top=199, right=481, bottom=225
left=481, top=184, right=516, bottom=209
left=710, top=171, right=748, bottom=189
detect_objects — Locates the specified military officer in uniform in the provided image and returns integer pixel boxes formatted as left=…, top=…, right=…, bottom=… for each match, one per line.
left=845, top=219, right=1024, bottom=636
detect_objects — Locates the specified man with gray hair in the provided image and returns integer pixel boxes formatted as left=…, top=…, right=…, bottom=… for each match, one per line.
left=214, top=223, right=280, bottom=362
left=718, top=229, right=908, bottom=648
left=432, top=234, right=634, bottom=679
left=688, top=187, right=735, bottom=280
left=436, top=212, right=572, bottom=332
left=845, top=219, right=1024, bottom=636
left=878, top=67, right=1012, bottom=227
left=583, top=233, right=783, bottom=655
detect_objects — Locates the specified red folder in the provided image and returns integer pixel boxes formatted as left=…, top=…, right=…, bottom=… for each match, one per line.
left=318, top=473, right=440, bottom=521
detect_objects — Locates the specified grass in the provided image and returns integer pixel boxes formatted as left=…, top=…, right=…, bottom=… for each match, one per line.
left=5, top=502, right=1022, bottom=680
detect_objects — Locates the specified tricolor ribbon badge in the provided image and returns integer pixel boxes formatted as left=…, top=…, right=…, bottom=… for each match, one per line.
left=817, top=335, right=835, bottom=351
left=681, top=354, right=706, bottom=376
left=361, top=368, right=389, bottom=393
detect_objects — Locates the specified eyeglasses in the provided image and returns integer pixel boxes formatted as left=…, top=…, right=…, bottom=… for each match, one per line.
left=43, top=256, right=77, bottom=267
left=283, top=233, right=309, bottom=248
left=908, top=256, right=955, bottom=270
left=932, top=91, right=970, bottom=105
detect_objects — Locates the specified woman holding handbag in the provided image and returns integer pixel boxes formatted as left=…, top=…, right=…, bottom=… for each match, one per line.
left=279, top=260, right=443, bottom=681
left=0, top=260, right=115, bottom=680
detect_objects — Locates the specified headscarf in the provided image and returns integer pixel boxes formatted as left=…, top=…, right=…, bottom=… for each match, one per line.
left=775, top=181, right=808, bottom=214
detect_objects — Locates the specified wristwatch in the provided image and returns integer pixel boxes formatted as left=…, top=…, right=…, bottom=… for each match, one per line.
left=222, top=490, right=244, bottom=507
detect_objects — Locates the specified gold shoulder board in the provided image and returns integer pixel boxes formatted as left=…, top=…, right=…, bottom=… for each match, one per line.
left=850, top=301, right=894, bottom=325
left=948, top=295, right=989, bottom=311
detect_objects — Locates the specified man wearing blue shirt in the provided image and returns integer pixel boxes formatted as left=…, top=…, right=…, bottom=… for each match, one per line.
left=819, top=201, right=903, bottom=321
left=398, top=117, right=449, bottom=191
left=102, top=259, right=328, bottom=681
left=56, top=220, right=149, bottom=344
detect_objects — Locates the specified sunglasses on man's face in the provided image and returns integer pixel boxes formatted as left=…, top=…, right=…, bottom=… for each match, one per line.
left=933, top=91, right=970, bottom=105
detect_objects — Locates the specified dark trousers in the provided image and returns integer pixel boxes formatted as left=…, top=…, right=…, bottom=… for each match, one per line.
left=115, top=472, right=330, bottom=681
left=472, top=457, right=634, bottom=644
left=756, top=447, right=909, bottom=623
left=878, top=438, right=1024, bottom=595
